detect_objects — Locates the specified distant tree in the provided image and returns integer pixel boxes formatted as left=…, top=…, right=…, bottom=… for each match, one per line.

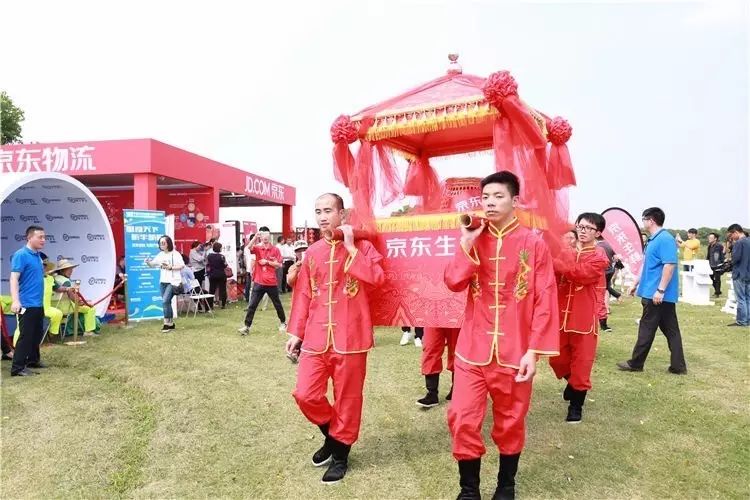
left=1, top=91, right=25, bottom=145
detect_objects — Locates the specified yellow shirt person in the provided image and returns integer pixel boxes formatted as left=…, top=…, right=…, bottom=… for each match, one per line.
left=677, top=230, right=701, bottom=261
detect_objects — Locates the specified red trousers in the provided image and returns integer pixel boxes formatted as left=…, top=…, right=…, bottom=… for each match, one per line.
left=549, top=331, right=598, bottom=391
left=448, top=358, right=533, bottom=460
left=421, top=327, right=460, bottom=375
left=293, top=350, right=368, bottom=445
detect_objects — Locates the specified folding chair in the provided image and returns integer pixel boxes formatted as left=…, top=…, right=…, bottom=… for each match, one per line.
left=183, top=279, right=215, bottom=318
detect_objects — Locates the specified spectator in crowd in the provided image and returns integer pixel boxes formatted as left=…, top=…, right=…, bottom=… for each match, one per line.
left=707, top=232, right=725, bottom=297
left=280, top=236, right=296, bottom=293
left=189, top=241, right=208, bottom=289
left=9, top=225, right=47, bottom=377
left=206, top=242, right=229, bottom=309
left=145, top=235, right=185, bottom=332
left=727, top=224, right=750, bottom=327
left=52, top=258, right=100, bottom=336
left=399, top=327, right=424, bottom=347
left=238, top=231, right=286, bottom=335
left=562, top=228, right=577, bottom=250
left=676, top=228, right=701, bottom=271
left=286, top=239, right=308, bottom=288
left=617, top=207, right=687, bottom=374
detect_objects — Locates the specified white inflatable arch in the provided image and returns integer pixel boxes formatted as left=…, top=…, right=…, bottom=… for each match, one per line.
left=1, top=173, right=116, bottom=316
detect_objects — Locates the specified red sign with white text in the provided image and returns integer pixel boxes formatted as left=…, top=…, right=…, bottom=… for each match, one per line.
left=1, top=139, right=295, bottom=206
left=602, top=207, right=645, bottom=277
left=369, top=215, right=467, bottom=328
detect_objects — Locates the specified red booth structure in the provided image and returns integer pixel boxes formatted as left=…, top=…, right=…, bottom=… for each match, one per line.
left=0, top=139, right=296, bottom=256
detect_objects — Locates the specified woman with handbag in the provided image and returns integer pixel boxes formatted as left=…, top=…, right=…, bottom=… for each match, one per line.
left=144, top=235, right=185, bottom=332
left=207, top=242, right=229, bottom=309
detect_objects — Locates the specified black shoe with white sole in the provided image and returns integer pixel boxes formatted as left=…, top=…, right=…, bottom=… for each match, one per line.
left=312, top=423, right=332, bottom=467
left=566, top=389, right=587, bottom=424
left=321, top=438, right=350, bottom=484
left=417, top=374, right=440, bottom=408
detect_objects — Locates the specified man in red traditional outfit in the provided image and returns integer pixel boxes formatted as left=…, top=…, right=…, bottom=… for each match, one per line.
left=416, top=327, right=460, bottom=408
left=285, top=193, right=385, bottom=484
left=444, top=171, right=559, bottom=500
left=549, top=212, right=610, bottom=424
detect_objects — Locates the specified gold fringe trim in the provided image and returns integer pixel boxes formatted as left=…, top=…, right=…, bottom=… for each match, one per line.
left=360, top=103, right=499, bottom=142
left=375, top=210, right=548, bottom=233
left=376, top=213, right=464, bottom=233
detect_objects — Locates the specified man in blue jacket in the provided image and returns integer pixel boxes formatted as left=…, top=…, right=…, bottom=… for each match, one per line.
left=727, top=224, right=750, bottom=327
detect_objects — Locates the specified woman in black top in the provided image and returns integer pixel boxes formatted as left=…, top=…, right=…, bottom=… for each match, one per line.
left=206, top=242, right=228, bottom=309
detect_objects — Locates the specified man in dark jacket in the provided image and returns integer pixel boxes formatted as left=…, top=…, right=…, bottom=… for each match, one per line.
left=706, top=232, right=725, bottom=297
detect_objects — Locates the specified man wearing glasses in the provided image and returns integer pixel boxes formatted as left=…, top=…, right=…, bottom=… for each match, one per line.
left=617, top=207, right=687, bottom=374
left=549, top=213, right=610, bottom=423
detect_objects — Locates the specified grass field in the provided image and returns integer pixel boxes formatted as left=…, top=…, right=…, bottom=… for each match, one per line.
left=1, top=296, right=748, bottom=499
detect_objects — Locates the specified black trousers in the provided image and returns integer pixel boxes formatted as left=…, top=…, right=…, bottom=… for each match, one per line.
left=194, top=269, right=206, bottom=289
left=281, top=261, right=294, bottom=293
left=605, top=272, right=621, bottom=299
left=209, top=276, right=227, bottom=308
left=401, top=326, right=424, bottom=339
left=244, top=284, right=286, bottom=327
left=711, top=271, right=723, bottom=295
left=629, top=299, right=687, bottom=371
left=11, top=307, right=44, bottom=374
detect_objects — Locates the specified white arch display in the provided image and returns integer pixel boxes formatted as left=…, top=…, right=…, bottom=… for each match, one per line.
left=0, top=173, right=116, bottom=317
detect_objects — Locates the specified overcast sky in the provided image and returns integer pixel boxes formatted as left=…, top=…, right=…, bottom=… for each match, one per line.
left=3, top=0, right=748, bottom=231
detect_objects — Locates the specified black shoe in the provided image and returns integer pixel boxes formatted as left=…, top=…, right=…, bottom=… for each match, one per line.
left=667, top=367, right=688, bottom=375
left=321, top=438, right=350, bottom=484
left=11, top=368, right=36, bottom=377
left=417, top=391, right=439, bottom=408
left=599, top=319, right=612, bottom=332
left=566, top=404, right=582, bottom=423
left=616, top=361, right=643, bottom=372
left=457, top=458, right=481, bottom=500
left=446, top=372, right=454, bottom=401
left=562, top=383, right=573, bottom=401
left=492, top=453, right=519, bottom=500
left=417, top=374, right=440, bottom=408
left=27, top=361, right=48, bottom=369
left=1, top=353, right=12, bottom=361
left=566, top=389, right=587, bottom=424
left=312, top=423, right=332, bottom=467
left=727, top=322, right=747, bottom=327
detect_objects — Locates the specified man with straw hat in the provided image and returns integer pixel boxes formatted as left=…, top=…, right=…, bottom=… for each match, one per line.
left=52, top=259, right=98, bottom=336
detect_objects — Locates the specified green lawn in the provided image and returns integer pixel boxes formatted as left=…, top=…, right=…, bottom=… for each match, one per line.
left=1, top=296, right=748, bottom=499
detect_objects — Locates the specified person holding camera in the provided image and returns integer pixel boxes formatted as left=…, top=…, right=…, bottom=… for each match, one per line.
left=707, top=232, right=725, bottom=297
left=145, top=235, right=184, bottom=332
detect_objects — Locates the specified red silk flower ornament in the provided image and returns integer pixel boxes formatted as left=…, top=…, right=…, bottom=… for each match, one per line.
left=330, top=115, right=358, bottom=144
left=545, top=116, right=576, bottom=189
left=330, top=115, right=358, bottom=187
left=482, top=70, right=519, bottom=105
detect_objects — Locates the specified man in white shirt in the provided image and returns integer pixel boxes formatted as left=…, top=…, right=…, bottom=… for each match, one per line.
left=280, top=236, right=296, bottom=293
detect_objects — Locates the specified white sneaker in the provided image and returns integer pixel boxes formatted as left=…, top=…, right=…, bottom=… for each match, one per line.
left=238, top=325, right=250, bottom=335
left=414, top=338, right=423, bottom=348
left=399, top=331, right=412, bottom=346
left=279, top=323, right=287, bottom=332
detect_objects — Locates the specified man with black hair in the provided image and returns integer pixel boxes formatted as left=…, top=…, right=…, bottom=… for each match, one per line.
left=285, top=192, right=385, bottom=484
left=9, top=225, right=47, bottom=377
left=706, top=232, right=725, bottom=297
left=676, top=228, right=701, bottom=271
left=444, top=171, right=559, bottom=500
left=617, top=207, right=687, bottom=374
left=727, top=224, right=750, bottom=327
left=549, top=212, right=609, bottom=423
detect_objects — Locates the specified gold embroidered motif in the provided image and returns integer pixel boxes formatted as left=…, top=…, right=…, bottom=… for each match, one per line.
left=344, top=275, right=359, bottom=298
left=470, top=272, right=482, bottom=299
left=308, top=256, right=320, bottom=297
left=514, top=249, right=530, bottom=301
